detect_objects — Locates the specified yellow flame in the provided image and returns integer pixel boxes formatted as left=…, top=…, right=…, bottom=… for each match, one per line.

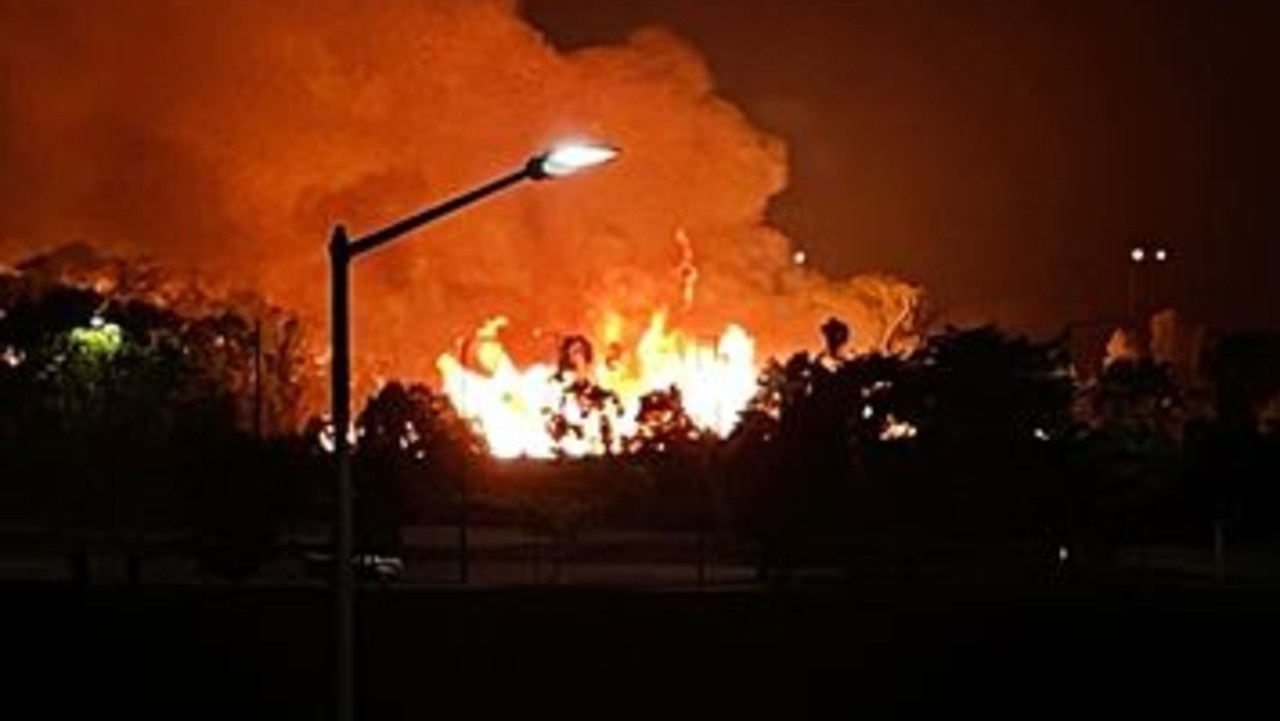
left=437, top=310, right=758, bottom=459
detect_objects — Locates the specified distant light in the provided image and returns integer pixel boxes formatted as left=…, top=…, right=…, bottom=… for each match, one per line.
left=70, top=318, right=122, bottom=355
left=1, top=345, right=23, bottom=368
left=1033, top=427, right=1050, bottom=441
left=862, top=404, right=874, bottom=420
left=1129, top=247, right=1145, bottom=263
left=1057, top=545, right=1070, bottom=563
left=317, top=420, right=359, bottom=454
left=1154, top=248, right=1169, bottom=262
left=880, top=417, right=918, bottom=441
left=536, top=142, right=619, bottom=179
left=793, top=250, right=808, bottom=266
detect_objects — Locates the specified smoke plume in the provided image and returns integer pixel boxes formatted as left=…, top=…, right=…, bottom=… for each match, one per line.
left=0, top=0, right=919, bottom=387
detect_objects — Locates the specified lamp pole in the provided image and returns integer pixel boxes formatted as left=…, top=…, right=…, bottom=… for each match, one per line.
left=328, top=143, right=617, bottom=721
left=1126, top=246, right=1142, bottom=324
left=329, top=223, right=355, bottom=721
left=1126, top=244, right=1170, bottom=328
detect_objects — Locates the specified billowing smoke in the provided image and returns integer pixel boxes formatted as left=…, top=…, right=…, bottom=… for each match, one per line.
left=1, top=0, right=919, bottom=390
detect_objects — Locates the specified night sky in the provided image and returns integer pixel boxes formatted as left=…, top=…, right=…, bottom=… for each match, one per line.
left=528, top=0, right=1280, bottom=333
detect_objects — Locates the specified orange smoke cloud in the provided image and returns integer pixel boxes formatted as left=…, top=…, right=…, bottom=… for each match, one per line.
left=0, top=0, right=920, bottom=389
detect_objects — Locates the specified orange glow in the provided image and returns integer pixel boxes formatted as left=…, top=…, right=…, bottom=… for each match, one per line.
left=437, top=310, right=757, bottom=459
left=0, top=1, right=925, bottom=416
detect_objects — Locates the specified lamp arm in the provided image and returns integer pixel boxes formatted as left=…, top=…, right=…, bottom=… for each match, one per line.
left=345, top=164, right=534, bottom=259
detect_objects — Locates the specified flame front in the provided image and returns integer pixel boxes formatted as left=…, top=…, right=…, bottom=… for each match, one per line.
left=437, top=311, right=757, bottom=459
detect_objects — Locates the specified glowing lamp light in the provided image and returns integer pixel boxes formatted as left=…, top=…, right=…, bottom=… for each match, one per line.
left=1131, top=245, right=1172, bottom=263
left=533, top=142, right=620, bottom=179
left=793, top=249, right=808, bottom=266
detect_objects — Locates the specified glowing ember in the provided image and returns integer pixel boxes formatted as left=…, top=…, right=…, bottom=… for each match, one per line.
left=438, top=311, right=757, bottom=459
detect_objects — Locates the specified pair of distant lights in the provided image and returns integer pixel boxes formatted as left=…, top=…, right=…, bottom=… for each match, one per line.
left=1129, top=247, right=1170, bottom=263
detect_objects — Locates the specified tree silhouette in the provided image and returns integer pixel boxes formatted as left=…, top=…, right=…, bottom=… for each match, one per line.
left=355, top=382, right=468, bottom=540
left=870, top=326, right=1079, bottom=575
left=0, top=264, right=306, bottom=580
left=1185, top=332, right=1280, bottom=545
left=1203, top=331, right=1280, bottom=431
left=907, top=325, right=1074, bottom=441
left=1088, top=357, right=1182, bottom=437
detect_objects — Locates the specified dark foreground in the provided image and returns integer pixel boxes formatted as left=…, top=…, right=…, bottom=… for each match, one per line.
left=5, top=578, right=1277, bottom=719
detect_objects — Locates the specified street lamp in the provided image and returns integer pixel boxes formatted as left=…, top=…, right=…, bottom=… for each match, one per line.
left=328, top=141, right=617, bottom=721
left=1126, top=243, right=1171, bottom=323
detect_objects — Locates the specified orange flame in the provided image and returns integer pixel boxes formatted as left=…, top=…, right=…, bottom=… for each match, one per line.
left=437, top=310, right=757, bottom=459
left=675, top=228, right=699, bottom=311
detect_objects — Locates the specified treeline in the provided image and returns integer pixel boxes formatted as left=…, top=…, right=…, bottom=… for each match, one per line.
left=0, top=257, right=317, bottom=579
left=724, top=319, right=1280, bottom=581
left=3, top=256, right=1280, bottom=583
left=333, top=316, right=1280, bottom=583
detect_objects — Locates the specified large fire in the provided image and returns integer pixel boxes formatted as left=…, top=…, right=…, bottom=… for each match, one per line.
left=438, top=310, right=757, bottom=459
left=1, top=0, right=927, bottom=437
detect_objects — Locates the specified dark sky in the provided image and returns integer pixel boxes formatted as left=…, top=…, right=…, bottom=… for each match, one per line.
left=526, top=0, right=1280, bottom=333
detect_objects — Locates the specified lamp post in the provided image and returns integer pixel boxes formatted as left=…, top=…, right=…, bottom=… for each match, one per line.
left=329, top=142, right=617, bottom=721
left=1126, top=244, right=1170, bottom=324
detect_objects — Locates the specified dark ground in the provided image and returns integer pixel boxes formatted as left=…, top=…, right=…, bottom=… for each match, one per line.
left=5, top=577, right=1278, bottom=720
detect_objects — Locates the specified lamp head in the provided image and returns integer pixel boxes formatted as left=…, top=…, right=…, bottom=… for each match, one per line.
left=529, top=142, right=619, bottom=180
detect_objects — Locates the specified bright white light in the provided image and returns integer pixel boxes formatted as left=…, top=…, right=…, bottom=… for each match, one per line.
left=1154, top=248, right=1168, bottom=262
left=317, top=420, right=358, bottom=454
left=1033, top=427, right=1050, bottom=441
left=539, top=143, right=619, bottom=178
left=1058, top=545, right=1069, bottom=563
left=1130, top=247, right=1145, bottom=263
left=793, top=250, right=808, bottom=266
left=1, top=346, right=23, bottom=368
